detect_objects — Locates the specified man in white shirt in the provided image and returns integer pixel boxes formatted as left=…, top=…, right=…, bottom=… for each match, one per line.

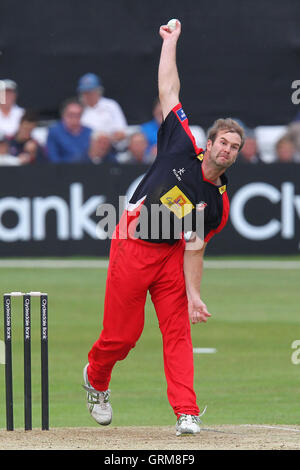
left=77, top=73, right=128, bottom=147
left=0, top=79, right=24, bottom=138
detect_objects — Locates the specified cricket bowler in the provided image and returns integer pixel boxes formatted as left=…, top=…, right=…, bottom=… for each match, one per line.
left=83, top=19, right=244, bottom=436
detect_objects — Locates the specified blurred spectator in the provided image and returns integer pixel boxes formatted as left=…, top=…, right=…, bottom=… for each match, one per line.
left=77, top=73, right=127, bottom=148
left=237, top=130, right=262, bottom=163
left=46, top=98, right=92, bottom=163
left=275, top=135, right=297, bottom=163
left=0, top=132, right=21, bottom=166
left=288, top=116, right=300, bottom=161
left=140, top=98, right=163, bottom=159
left=117, top=132, right=151, bottom=164
left=9, top=110, right=46, bottom=164
left=89, top=132, right=118, bottom=164
left=0, top=79, right=24, bottom=138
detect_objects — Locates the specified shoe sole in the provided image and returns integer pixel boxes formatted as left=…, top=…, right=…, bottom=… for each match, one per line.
left=176, top=431, right=200, bottom=436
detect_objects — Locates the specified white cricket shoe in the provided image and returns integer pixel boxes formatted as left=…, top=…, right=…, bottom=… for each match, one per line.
left=175, top=414, right=201, bottom=436
left=82, top=364, right=112, bottom=426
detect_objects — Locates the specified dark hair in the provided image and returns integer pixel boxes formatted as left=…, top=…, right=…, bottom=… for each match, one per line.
left=20, top=109, right=39, bottom=124
left=60, top=97, right=82, bottom=116
left=207, top=118, right=245, bottom=150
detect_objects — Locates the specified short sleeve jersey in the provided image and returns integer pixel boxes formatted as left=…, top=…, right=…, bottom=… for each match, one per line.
left=126, top=103, right=230, bottom=244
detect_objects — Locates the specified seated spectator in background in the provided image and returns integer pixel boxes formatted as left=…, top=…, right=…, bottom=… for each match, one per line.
left=0, top=79, right=24, bottom=138
left=275, top=135, right=297, bottom=163
left=9, top=110, right=46, bottom=164
left=47, top=98, right=92, bottom=163
left=288, top=115, right=300, bottom=161
left=237, top=130, right=261, bottom=163
left=0, top=132, right=21, bottom=166
left=89, top=132, right=118, bottom=164
left=140, top=98, right=163, bottom=158
left=77, top=73, right=127, bottom=149
left=117, top=132, right=151, bottom=164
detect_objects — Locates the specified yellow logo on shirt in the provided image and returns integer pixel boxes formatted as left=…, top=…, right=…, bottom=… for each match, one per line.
left=219, top=185, right=227, bottom=195
left=196, top=153, right=204, bottom=161
left=160, top=186, right=194, bottom=219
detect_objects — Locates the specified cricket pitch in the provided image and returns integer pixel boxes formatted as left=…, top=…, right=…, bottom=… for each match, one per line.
left=0, top=425, right=299, bottom=450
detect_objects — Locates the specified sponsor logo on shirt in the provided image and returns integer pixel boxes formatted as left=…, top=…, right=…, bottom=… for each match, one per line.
left=176, top=108, right=187, bottom=122
left=160, top=185, right=194, bottom=219
left=196, top=201, right=207, bottom=211
left=172, top=167, right=185, bottom=181
left=219, top=185, right=227, bottom=195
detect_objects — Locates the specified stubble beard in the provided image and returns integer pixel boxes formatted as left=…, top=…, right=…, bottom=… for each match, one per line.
left=210, top=150, right=233, bottom=170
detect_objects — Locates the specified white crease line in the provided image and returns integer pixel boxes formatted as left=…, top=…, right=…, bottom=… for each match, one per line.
left=193, top=348, right=217, bottom=354
left=241, top=424, right=300, bottom=433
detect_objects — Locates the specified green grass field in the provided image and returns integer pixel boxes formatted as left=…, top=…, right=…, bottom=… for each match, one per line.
left=0, top=259, right=299, bottom=429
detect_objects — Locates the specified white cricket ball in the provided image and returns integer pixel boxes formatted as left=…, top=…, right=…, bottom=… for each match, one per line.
left=167, top=18, right=178, bottom=32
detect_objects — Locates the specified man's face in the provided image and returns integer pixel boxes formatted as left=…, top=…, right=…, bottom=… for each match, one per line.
left=5, top=90, right=16, bottom=107
left=276, top=140, right=295, bottom=162
left=18, top=120, right=36, bottom=140
left=1, top=90, right=16, bottom=109
left=130, top=133, right=148, bottom=161
left=206, top=130, right=241, bottom=169
left=93, top=134, right=111, bottom=157
left=80, top=90, right=100, bottom=107
left=240, top=137, right=257, bottom=160
left=62, top=103, right=83, bottom=132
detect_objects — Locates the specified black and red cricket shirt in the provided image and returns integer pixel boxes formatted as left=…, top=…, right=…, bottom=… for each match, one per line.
left=125, top=103, right=230, bottom=244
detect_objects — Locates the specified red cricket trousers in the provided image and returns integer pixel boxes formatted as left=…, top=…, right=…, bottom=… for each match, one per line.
left=88, top=222, right=199, bottom=418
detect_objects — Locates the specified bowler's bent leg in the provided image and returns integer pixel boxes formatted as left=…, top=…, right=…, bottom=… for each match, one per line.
left=88, top=238, right=148, bottom=391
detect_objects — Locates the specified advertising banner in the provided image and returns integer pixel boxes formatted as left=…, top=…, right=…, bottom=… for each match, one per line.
left=0, top=164, right=298, bottom=256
